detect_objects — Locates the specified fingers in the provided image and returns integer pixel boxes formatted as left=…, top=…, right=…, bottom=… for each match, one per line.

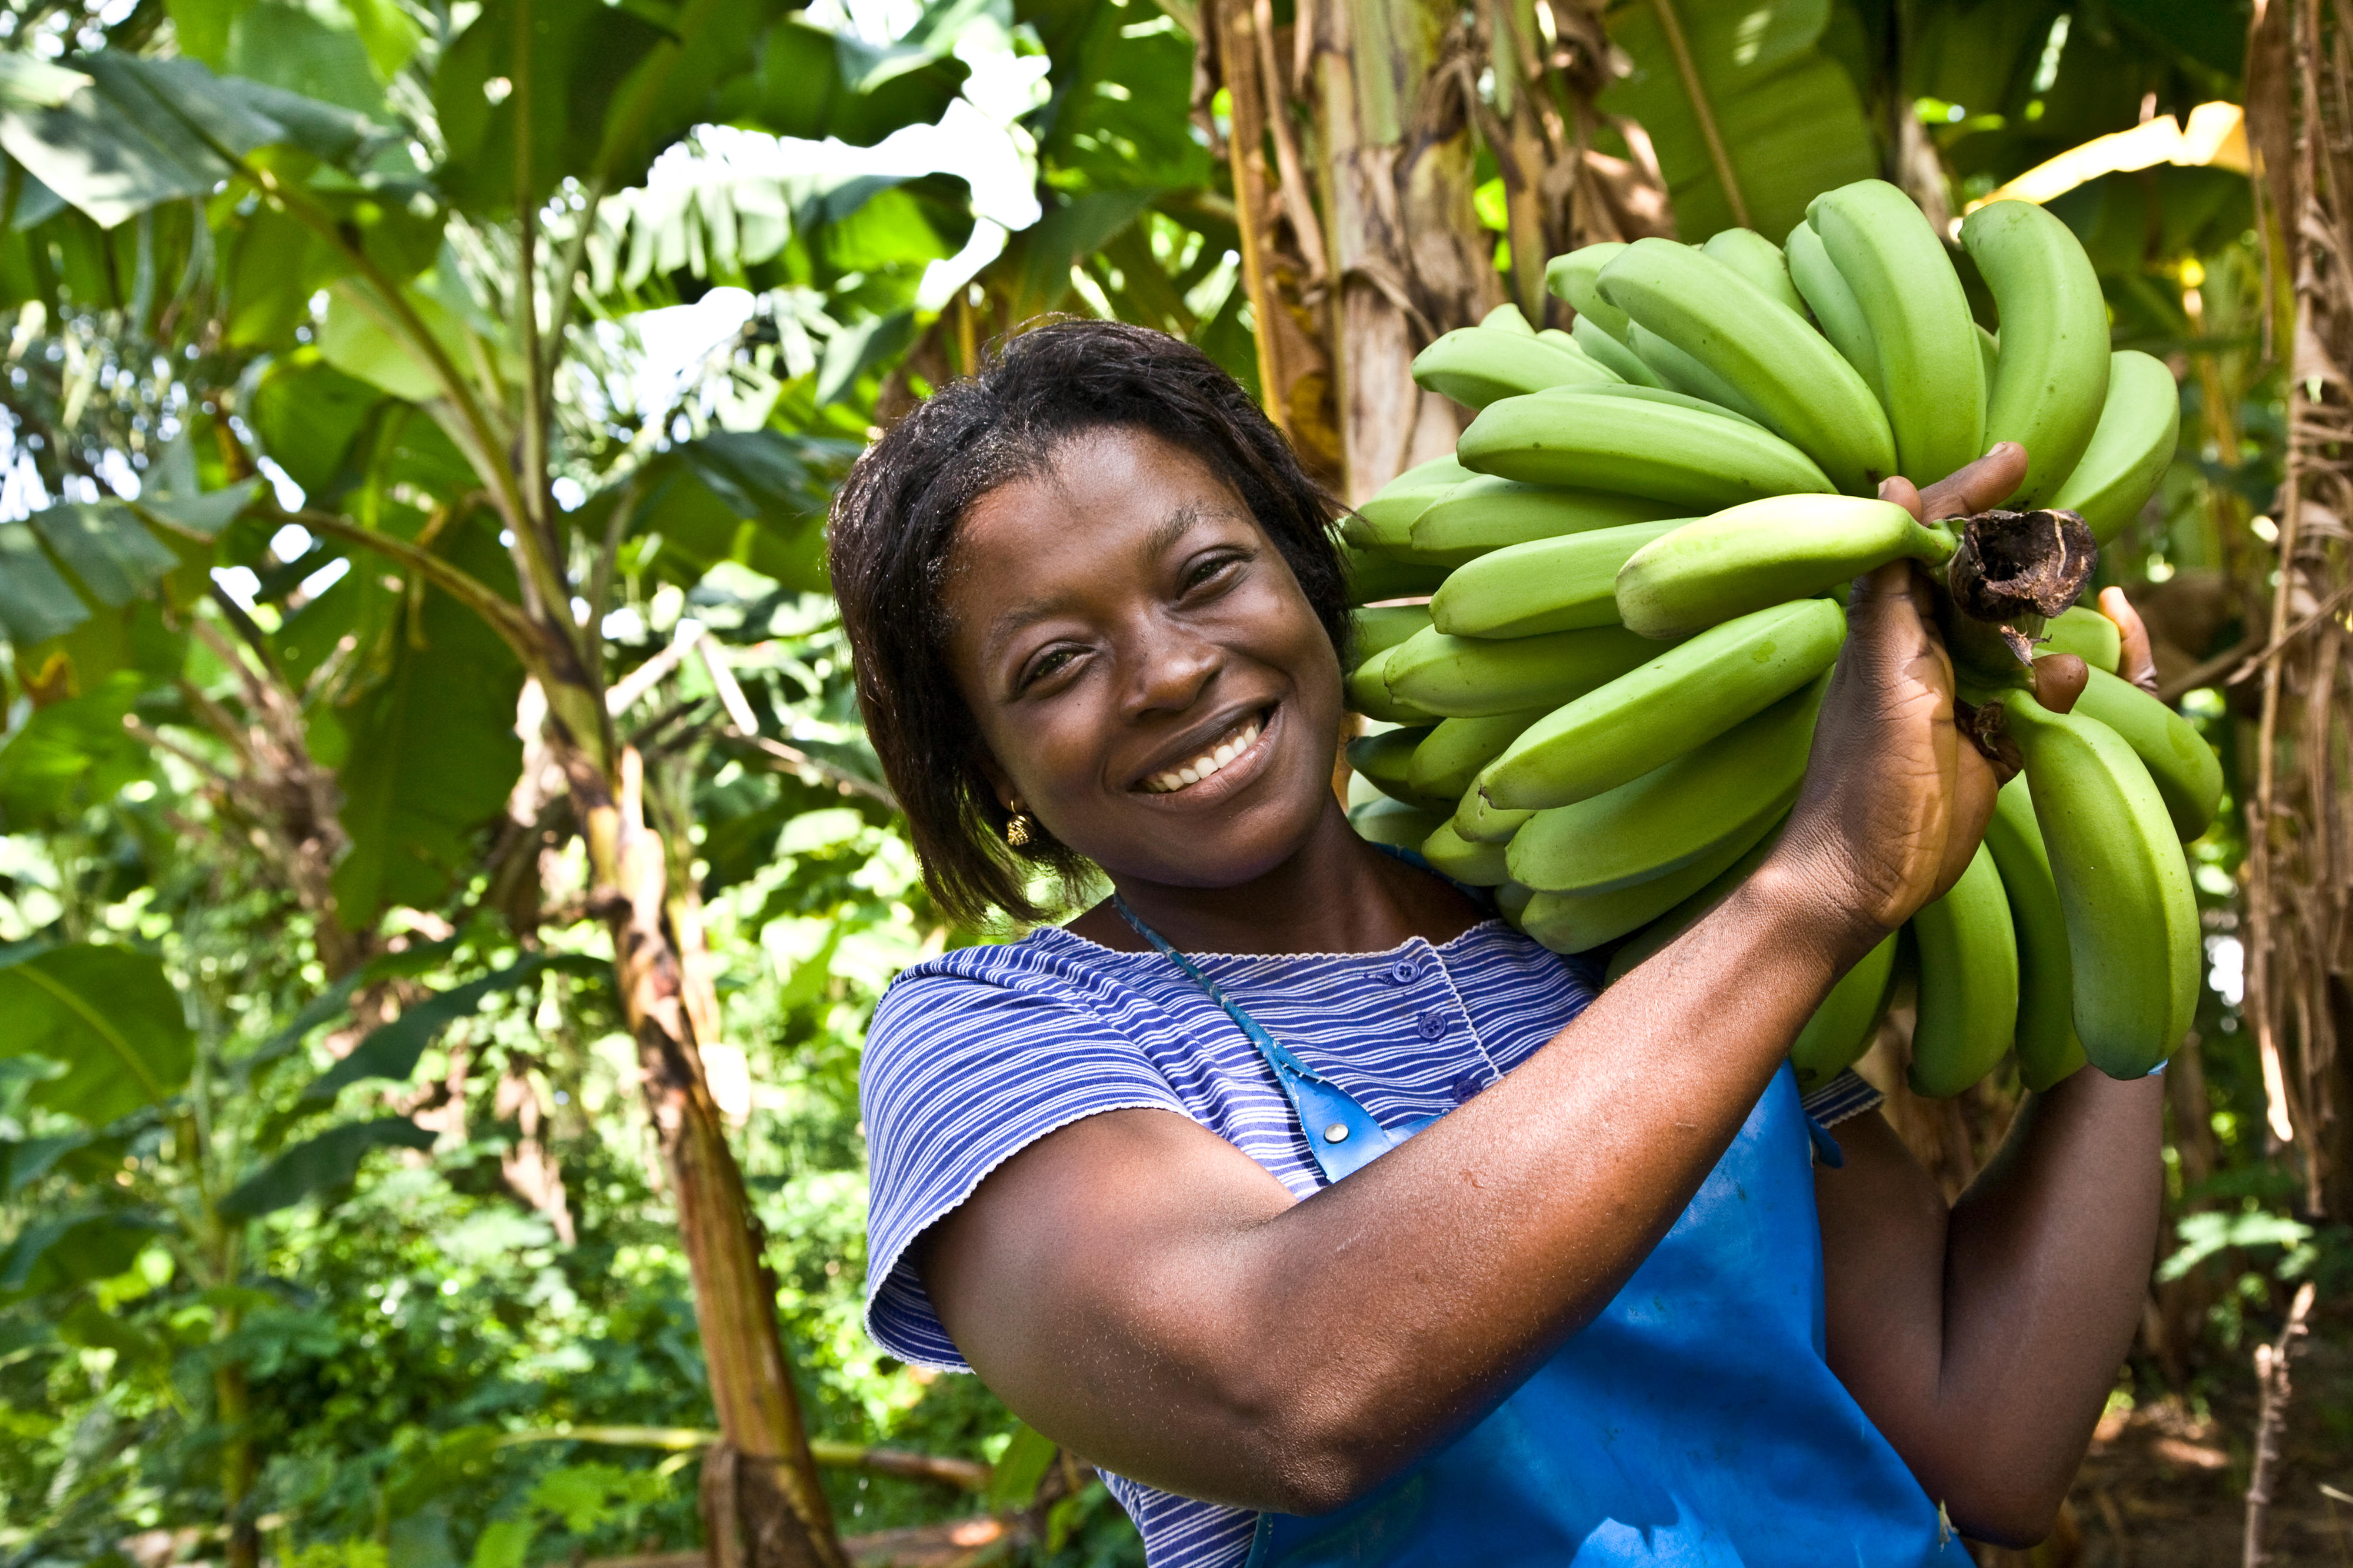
left=1912, top=441, right=2032, bottom=523
left=1845, top=559, right=1937, bottom=637
left=2031, top=652, right=2088, bottom=715
left=2099, top=586, right=2161, bottom=695
left=1877, top=474, right=1925, bottom=523
left=1931, top=742, right=2004, bottom=901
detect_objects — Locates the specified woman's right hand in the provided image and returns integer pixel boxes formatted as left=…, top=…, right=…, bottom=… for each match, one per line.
left=1763, top=444, right=2034, bottom=955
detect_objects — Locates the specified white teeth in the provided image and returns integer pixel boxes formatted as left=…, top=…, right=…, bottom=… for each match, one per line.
left=1146, top=717, right=1264, bottom=795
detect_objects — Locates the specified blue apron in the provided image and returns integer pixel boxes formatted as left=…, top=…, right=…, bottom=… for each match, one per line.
left=1116, top=899, right=1972, bottom=1568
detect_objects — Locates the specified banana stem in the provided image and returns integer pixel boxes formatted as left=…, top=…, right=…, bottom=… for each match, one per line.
left=1938, top=506, right=2099, bottom=675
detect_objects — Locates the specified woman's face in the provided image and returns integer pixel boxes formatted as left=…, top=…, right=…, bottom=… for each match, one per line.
left=941, top=425, right=1347, bottom=893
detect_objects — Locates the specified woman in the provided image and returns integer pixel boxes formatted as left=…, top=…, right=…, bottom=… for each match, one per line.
left=831, top=319, right=2163, bottom=1567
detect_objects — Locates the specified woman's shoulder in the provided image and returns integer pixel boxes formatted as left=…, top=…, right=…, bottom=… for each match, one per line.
left=871, top=925, right=1125, bottom=1024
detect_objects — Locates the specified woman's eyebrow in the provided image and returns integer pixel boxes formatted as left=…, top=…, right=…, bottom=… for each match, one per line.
left=1142, top=502, right=1209, bottom=561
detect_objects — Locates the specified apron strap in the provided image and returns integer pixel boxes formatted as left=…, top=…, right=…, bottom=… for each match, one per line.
left=1112, top=896, right=1419, bottom=1183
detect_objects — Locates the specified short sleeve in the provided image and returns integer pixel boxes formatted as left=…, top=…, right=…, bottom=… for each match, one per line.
left=860, top=958, right=1191, bottom=1372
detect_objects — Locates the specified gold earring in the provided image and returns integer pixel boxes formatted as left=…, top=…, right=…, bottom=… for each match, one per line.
left=1005, top=802, right=1036, bottom=848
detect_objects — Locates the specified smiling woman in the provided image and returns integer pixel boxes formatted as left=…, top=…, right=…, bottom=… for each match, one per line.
left=825, top=318, right=2169, bottom=1568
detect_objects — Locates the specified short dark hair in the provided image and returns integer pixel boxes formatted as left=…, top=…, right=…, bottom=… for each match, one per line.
left=828, top=318, right=1349, bottom=928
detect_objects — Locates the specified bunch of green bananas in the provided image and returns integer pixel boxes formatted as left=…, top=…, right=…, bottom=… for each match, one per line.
left=1342, top=180, right=2211, bottom=1097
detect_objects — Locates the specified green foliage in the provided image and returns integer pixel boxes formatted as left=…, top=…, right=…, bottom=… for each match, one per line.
left=221, top=1117, right=440, bottom=1217
left=326, top=523, right=527, bottom=927
left=1602, top=0, right=1877, bottom=243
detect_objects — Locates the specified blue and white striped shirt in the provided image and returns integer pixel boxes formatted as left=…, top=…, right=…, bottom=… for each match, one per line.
left=860, top=916, right=1876, bottom=1566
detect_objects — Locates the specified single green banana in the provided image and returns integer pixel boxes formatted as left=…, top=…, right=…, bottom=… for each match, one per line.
left=1517, top=808, right=1781, bottom=954
left=1421, top=819, right=1514, bottom=885
left=1783, top=219, right=1886, bottom=404
left=1412, top=327, right=1618, bottom=411
left=1699, top=228, right=1808, bottom=317
left=1981, top=775, right=2087, bottom=1092
left=1506, top=676, right=1821, bottom=895
left=2041, top=604, right=2120, bottom=672
left=1452, top=781, right=1535, bottom=845
left=1790, top=933, right=1900, bottom=1092
left=1479, top=598, right=1847, bottom=810
left=1343, top=545, right=1451, bottom=605
left=1408, top=709, right=1549, bottom=802
left=1599, top=238, right=1896, bottom=495
left=1547, top=242, right=1631, bottom=339
left=1905, top=841, right=2020, bottom=1099
left=1627, top=320, right=1774, bottom=426
left=2068, top=665, right=2222, bottom=839
left=1457, top=390, right=1836, bottom=508
left=1347, top=644, right=1443, bottom=723
left=1811, top=179, right=1987, bottom=484
left=1410, top=478, right=1679, bottom=566
left=1384, top=623, right=1662, bottom=718
left=1350, top=603, right=1434, bottom=665
left=1961, top=200, right=2113, bottom=508
left=1344, top=456, right=1478, bottom=552
left=1555, top=383, right=1771, bottom=432
left=1484, top=302, right=1537, bottom=335
left=1346, top=725, right=1443, bottom=810
left=1614, top=496, right=1952, bottom=639
left=1537, top=327, right=1598, bottom=365
left=1572, top=315, right=1665, bottom=386
left=1350, top=796, right=1448, bottom=852
left=2002, top=688, right=2199, bottom=1077
left=1432, top=519, right=1684, bottom=638
left=2045, top=350, right=2181, bottom=543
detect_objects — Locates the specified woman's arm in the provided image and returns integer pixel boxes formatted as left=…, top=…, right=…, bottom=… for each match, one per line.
left=1814, top=590, right=2171, bottom=1546
left=922, top=449, right=2038, bottom=1515
left=1814, top=1075, right=2163, bottom=1547
left=923, top=863, right=1862, bottom=1514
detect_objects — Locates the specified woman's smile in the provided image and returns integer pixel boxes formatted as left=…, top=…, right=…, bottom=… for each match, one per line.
left=1137, top=705, right=1274, bottom=796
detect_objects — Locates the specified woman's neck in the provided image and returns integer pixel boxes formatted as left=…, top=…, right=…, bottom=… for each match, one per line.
left=1067, top=800, right=1487, bottom=955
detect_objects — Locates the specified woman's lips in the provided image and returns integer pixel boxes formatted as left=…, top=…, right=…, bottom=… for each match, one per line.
left=1141, top=710, right=1269, bottom=795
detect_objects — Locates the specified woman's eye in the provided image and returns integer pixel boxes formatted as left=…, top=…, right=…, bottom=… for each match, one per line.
left=1185, top=553, right=1244, bottom=592
left=1022, top=648, right=1076, bottom=689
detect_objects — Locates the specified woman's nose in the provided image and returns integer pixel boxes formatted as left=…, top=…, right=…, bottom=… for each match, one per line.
left=1122, top=619, right=1222, bottom=719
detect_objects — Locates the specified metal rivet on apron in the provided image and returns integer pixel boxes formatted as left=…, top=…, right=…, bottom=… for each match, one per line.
left=1323, top=1122, right=1350, bottom=1143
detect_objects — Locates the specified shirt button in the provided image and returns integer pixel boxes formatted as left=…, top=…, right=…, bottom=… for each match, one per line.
left=1454, top=1073, right=1487, bottom=1101
left=1418, top=1010, right=1447, bottom=1040
left=1389, top=960, right=1418, bottom=983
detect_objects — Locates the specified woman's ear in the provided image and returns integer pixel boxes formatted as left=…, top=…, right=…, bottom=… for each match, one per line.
left=971, top=748, right=1016, bottom=816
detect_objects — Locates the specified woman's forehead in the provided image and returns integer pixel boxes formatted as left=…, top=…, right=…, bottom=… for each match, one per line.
left=955, top=432, right=1255, bottom=560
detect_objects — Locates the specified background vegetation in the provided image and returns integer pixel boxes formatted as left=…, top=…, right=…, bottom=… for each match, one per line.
left=0, top=0, right=2337, bottom=1563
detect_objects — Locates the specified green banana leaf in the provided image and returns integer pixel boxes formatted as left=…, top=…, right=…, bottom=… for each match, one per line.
left=1601, top=0, right=1878, bottom=243
left=218, top=1117, right=438, bottom=1217
left=0, top=942, right=195, bottom=1127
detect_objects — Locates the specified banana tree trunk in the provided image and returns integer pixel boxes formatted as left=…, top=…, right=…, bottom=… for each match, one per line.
left=2243, top=0, right=2353, bottom=1217
left=1312, top=0, right=1498, bottom=503
left=561, top=739, right=848, bottom=1568
left=1201, top=0, right=1663, bottom=504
